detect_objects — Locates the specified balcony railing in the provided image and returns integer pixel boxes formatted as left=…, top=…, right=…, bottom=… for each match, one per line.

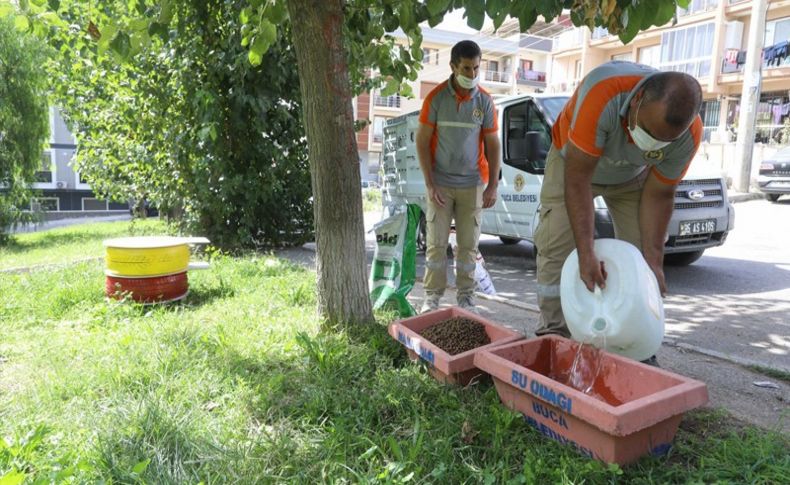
left=373, top=94, right=401, bottom=109
left=720, top=46, right=790, bottom=74
left=516, top=69, right=547, bottom=85
left=553, top=28, right=584, bottom=50
left=482, top=70, right=512, bottom=83
left=592, top=27, right=610, bottom=40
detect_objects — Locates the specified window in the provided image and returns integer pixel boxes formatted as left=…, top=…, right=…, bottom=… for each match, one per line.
left=678, top=0, right=718, bottom=17
left=574, top=60, right=582, bottom=80
left=30, top=197, right=59, bottom=212
left=422, top=48, right=439, bottom=65
left=638, top=45, right=661, bottom=66
left=35, top=151, right=54, bottom=184
left=765, top=17, right=790, bottom=47
left=660, top=23, right=715, bottom=77
left=611, top=52, right=633, bottom=62
left=372, top=117, right=386, bottom=144
left=520, top=59, right=533, bottom=72
left=82, top=198, right=109, bottom=211
left=699, top=100, right=721, bottom=142
left=503, top=101, right=551, bottom=173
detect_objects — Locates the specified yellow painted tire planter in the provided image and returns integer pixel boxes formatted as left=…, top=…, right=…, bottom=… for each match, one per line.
left=104, top=236, right=209, bottom=277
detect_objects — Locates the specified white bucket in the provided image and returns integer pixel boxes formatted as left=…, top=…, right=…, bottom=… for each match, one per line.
left=560, top=239, right=664, bottom=361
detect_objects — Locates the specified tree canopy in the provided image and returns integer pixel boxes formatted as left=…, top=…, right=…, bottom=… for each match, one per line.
left=0, top=16, right=50, bottom=241
left=1, top=0, right=691, bottom=322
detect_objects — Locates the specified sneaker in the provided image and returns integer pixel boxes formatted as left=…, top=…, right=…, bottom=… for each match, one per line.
left=640, top=355, right=661, bottom=367
left=457, top=294, right=476, bottom=312
left=420, top=295, right=440, bottom=314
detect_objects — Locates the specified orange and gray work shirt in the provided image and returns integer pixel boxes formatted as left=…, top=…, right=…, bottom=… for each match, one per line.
left=419, top=75, right=498, bottom=188
left=551, top=61, right=702, bottom=186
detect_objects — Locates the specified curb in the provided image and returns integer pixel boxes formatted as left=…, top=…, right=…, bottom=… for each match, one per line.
left=728, top=192, right=764, bottom=203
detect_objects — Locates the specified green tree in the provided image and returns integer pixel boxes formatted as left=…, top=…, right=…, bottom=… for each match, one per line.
left=0, top=16, right=50, bottom=242
left=4, top=0, right=689, bottom=324
left=45, top=0, right=314, bottom=248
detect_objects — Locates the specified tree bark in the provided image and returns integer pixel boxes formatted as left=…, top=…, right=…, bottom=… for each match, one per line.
left=286, top=0, right=374, bottom=325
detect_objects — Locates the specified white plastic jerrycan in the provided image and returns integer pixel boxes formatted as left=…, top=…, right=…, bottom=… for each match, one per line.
left=560, top=238, right=664, bottom=362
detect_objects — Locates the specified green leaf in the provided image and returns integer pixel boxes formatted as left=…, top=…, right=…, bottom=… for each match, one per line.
left=640, top=2, right=656, bottom=31
left=464, top=0, right=484, bottom=31
left=131, top=458, right=151, bottom=474
left=0, top=470, right=26, bottom=485
left=677, top=0, right=691, bottom=8
left=258, top=19, right=276, bottom=46
left=47, top=0, right=60, bottom=10
left=0, top=3, right=15, bottom=18
left=240, top=7, right=251, bottom=25
left=535, top=0, right=561, bottom=21
left=399, top=0, right=414, bottom=31
left=485, top=0, right=508, bottom=19
left=380, top=77, right=400, bottom=96
left=619, top=5, right=644, bottom=45
left=426, top=0, right=451, bottom=17
left=267, top=2, right=288, bottom=24
left=158, top=0, right=174, bottom=25
left=516, top=5, right=538, bottom=32
left=13, top=14, right=29, bottom=31
left=653, top=1, right=675, bottom=27
left=109, top=31, right=131, bottom=59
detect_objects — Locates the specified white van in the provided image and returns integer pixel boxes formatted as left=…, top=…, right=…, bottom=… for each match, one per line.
left=381, top=94, right=734, bottom=266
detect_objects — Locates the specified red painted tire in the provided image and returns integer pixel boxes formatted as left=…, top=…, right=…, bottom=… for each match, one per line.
left=106, top=272, right=189, bottom=303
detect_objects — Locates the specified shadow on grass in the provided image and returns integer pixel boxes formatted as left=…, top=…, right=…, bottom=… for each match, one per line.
left=2, top=231, right=106, bottom=254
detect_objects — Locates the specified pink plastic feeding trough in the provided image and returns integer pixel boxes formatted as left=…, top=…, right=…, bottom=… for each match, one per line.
left=474, top=335, right=708, bottom=465
left=388, top=307, right=524, bottom=385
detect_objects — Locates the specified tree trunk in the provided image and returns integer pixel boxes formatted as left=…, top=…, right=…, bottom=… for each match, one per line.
left=286, top=0, right=373, bottom=325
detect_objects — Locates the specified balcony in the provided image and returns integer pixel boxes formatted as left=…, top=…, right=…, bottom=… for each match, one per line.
left=677, top=0, right=718, bottom=17
left=720, top=45, right=790, bottom=75
left=373, top=94, right=401, bottom=109
left=482, top=70, right=512, bottom=84
left=516, top=69, right=547, bottom=88
left=553, top=28, right=584, bottom=51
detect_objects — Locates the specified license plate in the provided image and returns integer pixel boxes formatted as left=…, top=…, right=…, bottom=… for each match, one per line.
left=679, top=219, right=716, bottom=236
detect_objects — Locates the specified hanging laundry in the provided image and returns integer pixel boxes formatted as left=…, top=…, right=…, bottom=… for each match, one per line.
left=736, top=50, right=747, bottom=65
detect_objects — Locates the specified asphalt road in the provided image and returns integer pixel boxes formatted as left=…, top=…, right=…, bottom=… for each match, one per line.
left=364, top=197, right=790, bottom=373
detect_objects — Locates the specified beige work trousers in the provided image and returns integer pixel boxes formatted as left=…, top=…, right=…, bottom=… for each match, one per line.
left=424, top=185, right=484, bottom=299
left=535, top=146, right=647, bottom=337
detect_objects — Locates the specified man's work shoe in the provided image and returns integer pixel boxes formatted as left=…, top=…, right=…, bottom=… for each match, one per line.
left=457, top=294, right=477, bottom=313
left=640, top=355, right=660, bottom=367
left=420, top=295, right=440, bottom=314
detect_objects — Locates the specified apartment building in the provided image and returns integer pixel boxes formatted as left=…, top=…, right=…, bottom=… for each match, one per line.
left=4, top=108, right=129, bottom=219
left=548, top=0, right=790, bottom=149
left=354, top=27, right=553, bottom=181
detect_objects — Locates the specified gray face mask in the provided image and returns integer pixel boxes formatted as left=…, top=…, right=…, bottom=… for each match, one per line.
left=629, top=97, right=671, bottom=151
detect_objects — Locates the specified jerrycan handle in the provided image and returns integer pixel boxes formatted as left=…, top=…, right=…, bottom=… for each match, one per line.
left=591, top=286, right=608, bottom=335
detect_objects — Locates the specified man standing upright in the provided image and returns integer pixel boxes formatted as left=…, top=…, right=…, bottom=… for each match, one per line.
left=535, top=61, right=702, bottom=363
left=416, top=40, right=501, bottom=313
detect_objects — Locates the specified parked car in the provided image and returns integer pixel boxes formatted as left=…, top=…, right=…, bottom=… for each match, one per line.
left=757, top=146, right=790, bottom=202
left=361, top=180, right=380, bottom=189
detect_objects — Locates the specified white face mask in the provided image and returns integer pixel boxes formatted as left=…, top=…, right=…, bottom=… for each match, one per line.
left=629, top=97, right=671, bottom=151
left=455, top=73, right=478, bottom=90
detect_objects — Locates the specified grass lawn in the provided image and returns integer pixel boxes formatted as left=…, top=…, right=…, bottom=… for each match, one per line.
left=1, top=221, right=788, bottom=483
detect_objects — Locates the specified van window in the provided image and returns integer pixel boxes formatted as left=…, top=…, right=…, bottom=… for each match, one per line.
left=504, top=101, right=551, bottom=174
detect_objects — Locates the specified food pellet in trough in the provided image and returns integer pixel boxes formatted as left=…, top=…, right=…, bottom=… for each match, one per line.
left=418, top=317, right=491, bottom=355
